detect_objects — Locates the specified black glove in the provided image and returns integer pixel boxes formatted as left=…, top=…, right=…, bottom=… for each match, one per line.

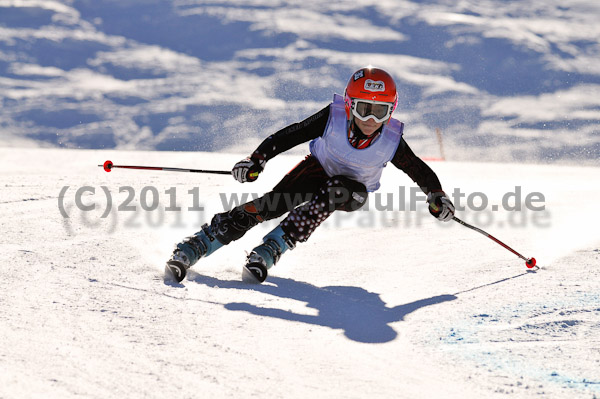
left=232, top=156, right=265, bottom=183
left=427, top=191, right=455, bottom=222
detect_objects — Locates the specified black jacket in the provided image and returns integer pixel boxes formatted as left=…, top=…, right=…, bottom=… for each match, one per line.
left=251, top=104, right=442, bottom=195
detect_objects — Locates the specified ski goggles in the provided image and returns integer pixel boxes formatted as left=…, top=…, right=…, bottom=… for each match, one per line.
left=350, top=99, right=393, bottom=123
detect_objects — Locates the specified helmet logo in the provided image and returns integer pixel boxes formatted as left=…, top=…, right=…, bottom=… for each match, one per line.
left=364, top=79, right=385, bottom=92
left=353, top=70, right=365, bottom=81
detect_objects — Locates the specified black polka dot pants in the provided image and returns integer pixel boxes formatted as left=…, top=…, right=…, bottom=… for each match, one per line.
left=281, top=175, right=367, bottom=243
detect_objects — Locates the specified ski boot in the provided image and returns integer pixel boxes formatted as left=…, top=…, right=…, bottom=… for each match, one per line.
left=243, top=226, right=295, bottom=283
left=165, top=223, right=224, bottom=282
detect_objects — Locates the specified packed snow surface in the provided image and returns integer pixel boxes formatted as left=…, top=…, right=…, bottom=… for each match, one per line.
left=0, top=148, right=599, bottom=398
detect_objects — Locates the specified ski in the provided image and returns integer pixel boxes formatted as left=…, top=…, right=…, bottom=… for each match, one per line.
left=242, top=263, right=268, bottom=284
left=165, top=260, right=267, bottom=284
left=165, top=260, right=187, bottom=283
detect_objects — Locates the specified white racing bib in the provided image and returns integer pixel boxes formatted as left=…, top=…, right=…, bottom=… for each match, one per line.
left=310, top=94, right=404, bottom=192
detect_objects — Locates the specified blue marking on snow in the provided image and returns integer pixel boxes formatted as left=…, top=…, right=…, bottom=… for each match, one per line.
left=435, top=292, right=600, bottom=394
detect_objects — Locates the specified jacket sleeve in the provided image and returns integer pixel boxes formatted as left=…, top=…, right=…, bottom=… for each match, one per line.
left=251, top=105, right=330, bottom=162
left=391, top=137, right=443, bottom=195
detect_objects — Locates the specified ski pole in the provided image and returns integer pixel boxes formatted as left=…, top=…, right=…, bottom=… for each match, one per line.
left=452, top=216, right=537, bottom=269
left=99, top=160, right=258, bottom=178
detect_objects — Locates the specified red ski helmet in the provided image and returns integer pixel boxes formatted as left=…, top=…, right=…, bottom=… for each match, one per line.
left=344, top=67, right=398, bottom=124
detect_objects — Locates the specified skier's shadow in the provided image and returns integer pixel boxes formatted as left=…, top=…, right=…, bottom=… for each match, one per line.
left=187, top=272, right=456, bottom=343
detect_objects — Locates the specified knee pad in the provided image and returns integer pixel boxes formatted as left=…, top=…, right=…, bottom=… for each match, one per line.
left=210, top=202, right=264, bottom=244
left=325, top=175, right=368, bottom=212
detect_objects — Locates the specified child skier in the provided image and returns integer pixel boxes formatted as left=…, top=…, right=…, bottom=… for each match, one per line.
left=166, top=67, right=455, bottom=283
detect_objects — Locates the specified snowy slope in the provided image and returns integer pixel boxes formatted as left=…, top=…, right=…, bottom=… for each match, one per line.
left=1, top=1, right=599, bottom=163
left=1, top=148, right=599, bottom=398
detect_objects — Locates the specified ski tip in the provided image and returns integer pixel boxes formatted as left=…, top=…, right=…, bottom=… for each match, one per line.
left=242, top=263, right=268, bottom=284
left=165, top=260, right=187, bottom=283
